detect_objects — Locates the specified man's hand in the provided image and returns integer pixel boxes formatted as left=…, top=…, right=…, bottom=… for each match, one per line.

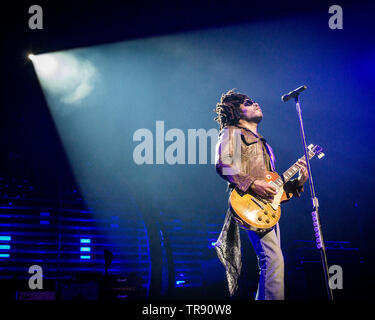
left=250, top=179, right=276, bottom=201
left=296, top=159, right=309, bottom=186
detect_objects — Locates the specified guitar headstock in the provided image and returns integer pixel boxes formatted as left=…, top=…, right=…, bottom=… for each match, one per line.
left=307, top=144, right=325, bottom=159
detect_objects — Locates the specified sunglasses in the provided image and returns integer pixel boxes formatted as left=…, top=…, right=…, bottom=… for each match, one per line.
left=243, top=99, right=256, bottom=106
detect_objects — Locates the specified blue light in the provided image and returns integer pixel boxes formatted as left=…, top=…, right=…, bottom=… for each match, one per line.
left=40, top=220, right=50, bottom=225
left=0, top=236, right=11, bottom=241
left=80, top=247, right=91, bottom=252
left=40, top=212, right=50, bottom=216
left=0, top=245, right=10, bottom=250
left=176, top=280, right=185, bottom=286
left=0, top=253, right=10, bottom=258
left=80, top=255, right=91, bottom=260
left=80, top=238, right=91, bottom=243
left=210, top=241, right=216, bottom=247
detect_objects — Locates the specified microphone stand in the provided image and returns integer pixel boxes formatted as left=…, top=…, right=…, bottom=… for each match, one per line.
left=294, top=95, right=333, bottom=300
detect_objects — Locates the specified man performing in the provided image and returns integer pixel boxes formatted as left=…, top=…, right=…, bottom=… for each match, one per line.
left=214, top=89, right=308, bottom=300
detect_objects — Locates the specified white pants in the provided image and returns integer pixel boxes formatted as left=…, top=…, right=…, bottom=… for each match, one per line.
left=247, top=223, right=285, bottom=300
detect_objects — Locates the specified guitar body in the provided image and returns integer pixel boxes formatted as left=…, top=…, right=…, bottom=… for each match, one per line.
left=229, top=171, right=291, bottom=232
left=228, top=144, right=324, bottom=232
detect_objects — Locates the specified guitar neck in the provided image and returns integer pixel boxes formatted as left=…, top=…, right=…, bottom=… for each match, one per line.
left=274, top=149, right=315, bottom=188
left=281, top=157, right=305, bottom=184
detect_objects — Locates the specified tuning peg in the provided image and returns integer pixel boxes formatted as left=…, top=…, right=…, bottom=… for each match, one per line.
left=317, top=152, right=325, bottom=159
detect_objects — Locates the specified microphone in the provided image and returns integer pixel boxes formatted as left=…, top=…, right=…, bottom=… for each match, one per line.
left=281, top=85, right=307, bottom=102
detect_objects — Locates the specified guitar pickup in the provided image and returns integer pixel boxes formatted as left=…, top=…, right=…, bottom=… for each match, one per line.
left=251, top=197, right=265, bottom=209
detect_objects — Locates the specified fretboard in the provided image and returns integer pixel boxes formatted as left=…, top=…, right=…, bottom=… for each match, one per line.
left=273, top=149, right=314, bottom=188
left=282, top=158, right=304, bottom=183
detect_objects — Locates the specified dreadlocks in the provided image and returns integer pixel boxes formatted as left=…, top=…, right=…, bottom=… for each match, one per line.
left=214, top=89, right=249, bottom=130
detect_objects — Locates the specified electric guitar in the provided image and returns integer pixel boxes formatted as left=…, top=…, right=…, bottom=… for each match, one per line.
left=229, top=144, right=324, bottom=232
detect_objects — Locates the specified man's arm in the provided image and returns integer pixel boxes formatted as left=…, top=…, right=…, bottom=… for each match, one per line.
left=215, top=126, right=255, bottom=192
